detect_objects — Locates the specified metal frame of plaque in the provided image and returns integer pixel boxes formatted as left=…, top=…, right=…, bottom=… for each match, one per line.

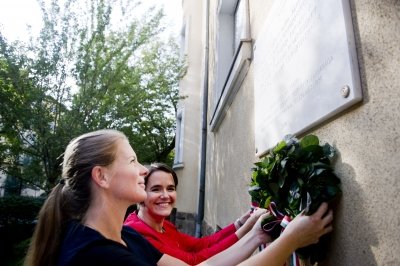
left=254, top=0, right=362, bottom=157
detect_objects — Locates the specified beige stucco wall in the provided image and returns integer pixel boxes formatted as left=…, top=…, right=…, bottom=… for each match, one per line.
left=203, top=0, right=400, bottom=265
left=174, top=0, right=204, bottom=214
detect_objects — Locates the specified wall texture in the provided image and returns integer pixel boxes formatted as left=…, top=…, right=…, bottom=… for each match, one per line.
left=202, top=0, right=400, bottom=265
left=174, top=0, right=204, bottom=214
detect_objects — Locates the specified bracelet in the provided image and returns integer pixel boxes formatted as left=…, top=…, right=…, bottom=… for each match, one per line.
left=236, top=218, right=244, bottom=227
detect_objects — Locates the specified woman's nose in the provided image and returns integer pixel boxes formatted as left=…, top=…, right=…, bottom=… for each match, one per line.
left=139, top=163, right=149, bottom=176
left=160, top=189, right=168, bottom=198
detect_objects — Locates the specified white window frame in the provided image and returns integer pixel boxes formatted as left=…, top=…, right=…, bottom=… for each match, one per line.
left=180, top=18, right=190, bottom=58
left=173, top=107, right=185, bottom=169
left=210, top=0, right=252, bottom=131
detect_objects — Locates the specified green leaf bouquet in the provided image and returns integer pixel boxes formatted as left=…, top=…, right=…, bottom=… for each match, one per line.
left=248, top=134, right=341, bottom=263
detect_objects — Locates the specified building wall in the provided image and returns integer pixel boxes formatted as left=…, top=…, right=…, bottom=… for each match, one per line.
left=201, top=0, right=399, bottom=265
left=174, top=0, right=204, bottom=215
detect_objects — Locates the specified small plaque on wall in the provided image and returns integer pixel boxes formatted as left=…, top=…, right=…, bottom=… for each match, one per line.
left=254, top=0, right=362, bottom=156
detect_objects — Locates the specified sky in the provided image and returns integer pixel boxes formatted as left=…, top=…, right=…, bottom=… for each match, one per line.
left=0, top=0, right=182, bottom=42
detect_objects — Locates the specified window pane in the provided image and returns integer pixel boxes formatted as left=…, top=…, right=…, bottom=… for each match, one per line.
left=174, top=110, right=184, bottom=164
left=234, top=0, right=245, bottom=52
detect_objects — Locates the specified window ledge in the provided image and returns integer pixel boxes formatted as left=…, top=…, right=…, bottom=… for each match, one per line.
left=172, top=162, right=185, bottom=170
left=210, top=39, right=252, bottom=132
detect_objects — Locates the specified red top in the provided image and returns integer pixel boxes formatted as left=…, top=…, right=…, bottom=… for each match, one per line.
left=124, top=213, right=239, bottom=264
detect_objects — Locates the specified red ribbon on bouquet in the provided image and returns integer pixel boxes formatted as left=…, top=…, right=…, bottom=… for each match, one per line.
left=259, top=202, right=300, bottom=266
left=262, top=202, right=291, bottom=233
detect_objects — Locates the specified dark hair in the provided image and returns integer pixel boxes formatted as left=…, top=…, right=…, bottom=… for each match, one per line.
left=24, top=129, right=127, bottom=266
left=145, top=162, right=178, bottom=187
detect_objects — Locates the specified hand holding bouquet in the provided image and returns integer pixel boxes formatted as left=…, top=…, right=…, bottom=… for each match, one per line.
left=249, top=134, right=341, bottom=263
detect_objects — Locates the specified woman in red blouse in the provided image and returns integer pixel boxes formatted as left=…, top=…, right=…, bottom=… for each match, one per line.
left=124, top=163, right=266, bottom=264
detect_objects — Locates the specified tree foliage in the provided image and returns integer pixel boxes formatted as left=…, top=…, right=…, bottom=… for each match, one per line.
left=249, top=134, right=341, bottom=263
left=0, top=0, right=182, bottom=192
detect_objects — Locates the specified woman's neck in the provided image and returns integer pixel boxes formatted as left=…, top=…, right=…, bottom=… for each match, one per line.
left=137, top=208, right=165, bottom=233
left=83, top=196, right=127, bottom=245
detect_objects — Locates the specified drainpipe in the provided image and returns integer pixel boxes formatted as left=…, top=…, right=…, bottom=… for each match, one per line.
left=195, top=0, right=210, bottom=238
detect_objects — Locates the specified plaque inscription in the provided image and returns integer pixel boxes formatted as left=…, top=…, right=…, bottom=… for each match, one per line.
left=254, top=0, right=362, bottom=156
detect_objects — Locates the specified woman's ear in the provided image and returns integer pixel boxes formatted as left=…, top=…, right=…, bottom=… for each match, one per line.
left=91, top=166, right=110, bottom=188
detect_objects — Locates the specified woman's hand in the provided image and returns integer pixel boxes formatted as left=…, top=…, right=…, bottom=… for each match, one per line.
left=235, top=209, right=272, bottom=245
left=280, top=202, right=333, bottom=249
left=244, top=208, right=266, bottom=228
left=251, top=211, right=274, bottom=245
left=234, top=210, right=251, bottom=229
left=235, top=207, right=268, bottom=229
left=234, top=203, right=333, bottom=266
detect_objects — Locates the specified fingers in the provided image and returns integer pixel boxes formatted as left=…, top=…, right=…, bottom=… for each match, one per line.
left=253, top=208, right=268, bottom=216
left=320, top=209, right=333, bottom=237
left=323, top=224, right=333, bottom=235
left=322, top=209, right=333, bottom=226
left=238, top=210, right=251, bottom=224
left=281, top=204, right=334, bottom=249
left=314, top=202, right=329, bottom=218
left=252, top=213, right=269, bottom=230
left=250, top=210, right=268, bottom=227
left=245, top=208, right=268, bottom=223
left=254, top=212, right=271, bottom=226
left=258, top=212, right=271, bottom=220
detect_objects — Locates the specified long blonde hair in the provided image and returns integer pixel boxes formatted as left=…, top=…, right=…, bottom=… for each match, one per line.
left=24, top=129, right=127, bottom=266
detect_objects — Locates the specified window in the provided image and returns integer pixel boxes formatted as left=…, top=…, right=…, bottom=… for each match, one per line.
left=180, top=18, right=189, bottom=58
left=173, top=108, right=185, bottom=169
left=234, top=0, right=246, bottom=52
left=210, top=0, right=252, bottom=131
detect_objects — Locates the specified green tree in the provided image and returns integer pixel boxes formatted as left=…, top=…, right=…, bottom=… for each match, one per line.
left=69, top=0, right=183, bottom=163
left=0, top=32, right=63, bottom=192
left=0, top=0, right=182, bottom=192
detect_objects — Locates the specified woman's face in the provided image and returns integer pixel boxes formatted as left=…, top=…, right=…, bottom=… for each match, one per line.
left=142, top=170, right=177, bottom=219
left=107, top=139, right=148, bottom=204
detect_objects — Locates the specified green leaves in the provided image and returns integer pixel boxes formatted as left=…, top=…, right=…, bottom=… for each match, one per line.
left=300, top=134, right=319, bottom=148
left=249, top=134, right=341, bottom=217
left=0, top=0, right=183, bottom=192
left=249, top=134, right=341, bottom=261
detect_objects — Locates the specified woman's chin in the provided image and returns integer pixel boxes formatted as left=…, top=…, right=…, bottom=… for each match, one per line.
left=155, top=207, right=173, bottom=217
left=133, top=191, right=147, bottom=203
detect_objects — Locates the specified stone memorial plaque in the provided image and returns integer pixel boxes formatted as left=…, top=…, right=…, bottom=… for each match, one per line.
left=254, top=0, right=362, bottom=156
